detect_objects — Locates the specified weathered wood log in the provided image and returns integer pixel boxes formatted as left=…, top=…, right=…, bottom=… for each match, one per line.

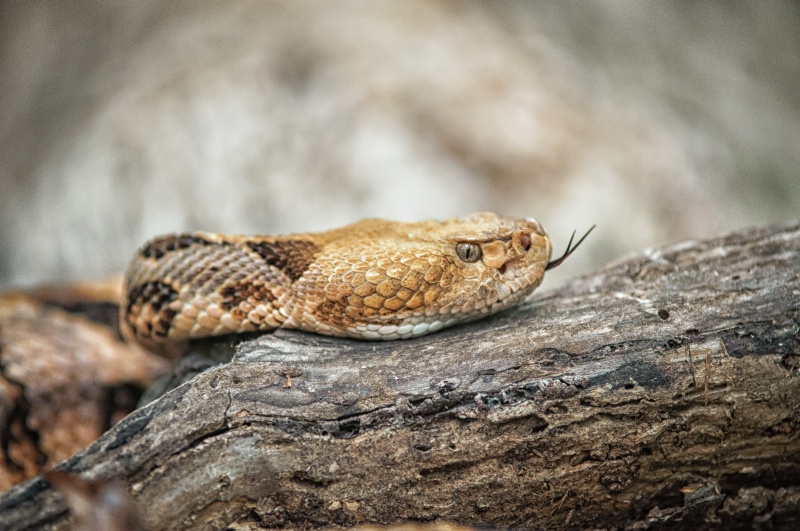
left=1, top=221, right=799, bottom=530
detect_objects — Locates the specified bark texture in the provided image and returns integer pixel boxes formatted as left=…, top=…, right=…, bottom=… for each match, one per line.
left=1, top=221, right=799, bottom=530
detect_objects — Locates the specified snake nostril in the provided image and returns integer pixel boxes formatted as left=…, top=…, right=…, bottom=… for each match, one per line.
left=520, top=233, right=532, bottom=252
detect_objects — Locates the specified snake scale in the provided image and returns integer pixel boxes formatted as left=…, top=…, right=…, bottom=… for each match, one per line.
left=122, top=212, right=591, bottom=351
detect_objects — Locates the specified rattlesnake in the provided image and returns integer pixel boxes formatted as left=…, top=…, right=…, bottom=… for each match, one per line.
left=0, top=213, right=590, bottom=489
left=122, top=212, right=591, bottom=351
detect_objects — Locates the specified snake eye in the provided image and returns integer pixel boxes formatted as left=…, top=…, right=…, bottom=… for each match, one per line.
left=456, top=242, right=482, bottom=263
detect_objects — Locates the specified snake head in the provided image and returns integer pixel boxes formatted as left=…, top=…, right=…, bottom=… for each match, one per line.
left=437, top=212, right=553, bottom=314
left=307, top=212, right=558, bottom=339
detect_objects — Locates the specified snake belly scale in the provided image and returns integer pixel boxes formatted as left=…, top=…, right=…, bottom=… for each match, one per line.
left=122, top=212, right=554, bottom=349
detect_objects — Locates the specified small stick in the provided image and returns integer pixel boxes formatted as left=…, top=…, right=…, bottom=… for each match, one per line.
left=704, top=349, right=711, bottom=406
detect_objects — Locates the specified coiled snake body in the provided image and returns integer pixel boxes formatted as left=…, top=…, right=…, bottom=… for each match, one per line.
left=122, top=213, right=587, bottom=351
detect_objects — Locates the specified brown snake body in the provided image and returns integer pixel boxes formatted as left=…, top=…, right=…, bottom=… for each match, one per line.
left=122, top=213, right=590, bottom=350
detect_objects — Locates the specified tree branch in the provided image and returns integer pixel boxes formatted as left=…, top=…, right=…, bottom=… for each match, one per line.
left=1, top=221, right=799, bottom=530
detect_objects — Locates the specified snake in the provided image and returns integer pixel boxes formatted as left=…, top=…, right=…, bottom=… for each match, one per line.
left=122, top=212, right=592, bottom=351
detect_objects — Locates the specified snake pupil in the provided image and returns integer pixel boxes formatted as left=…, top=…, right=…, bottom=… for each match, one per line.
left=456, top=242, right=482, bottom=263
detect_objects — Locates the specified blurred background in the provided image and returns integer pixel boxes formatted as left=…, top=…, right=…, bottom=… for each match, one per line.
left=1, top=1, right=799, bottom=291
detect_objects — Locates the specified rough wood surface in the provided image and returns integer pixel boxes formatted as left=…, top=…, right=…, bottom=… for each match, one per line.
left=1, top=221, right=799, bottom=530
